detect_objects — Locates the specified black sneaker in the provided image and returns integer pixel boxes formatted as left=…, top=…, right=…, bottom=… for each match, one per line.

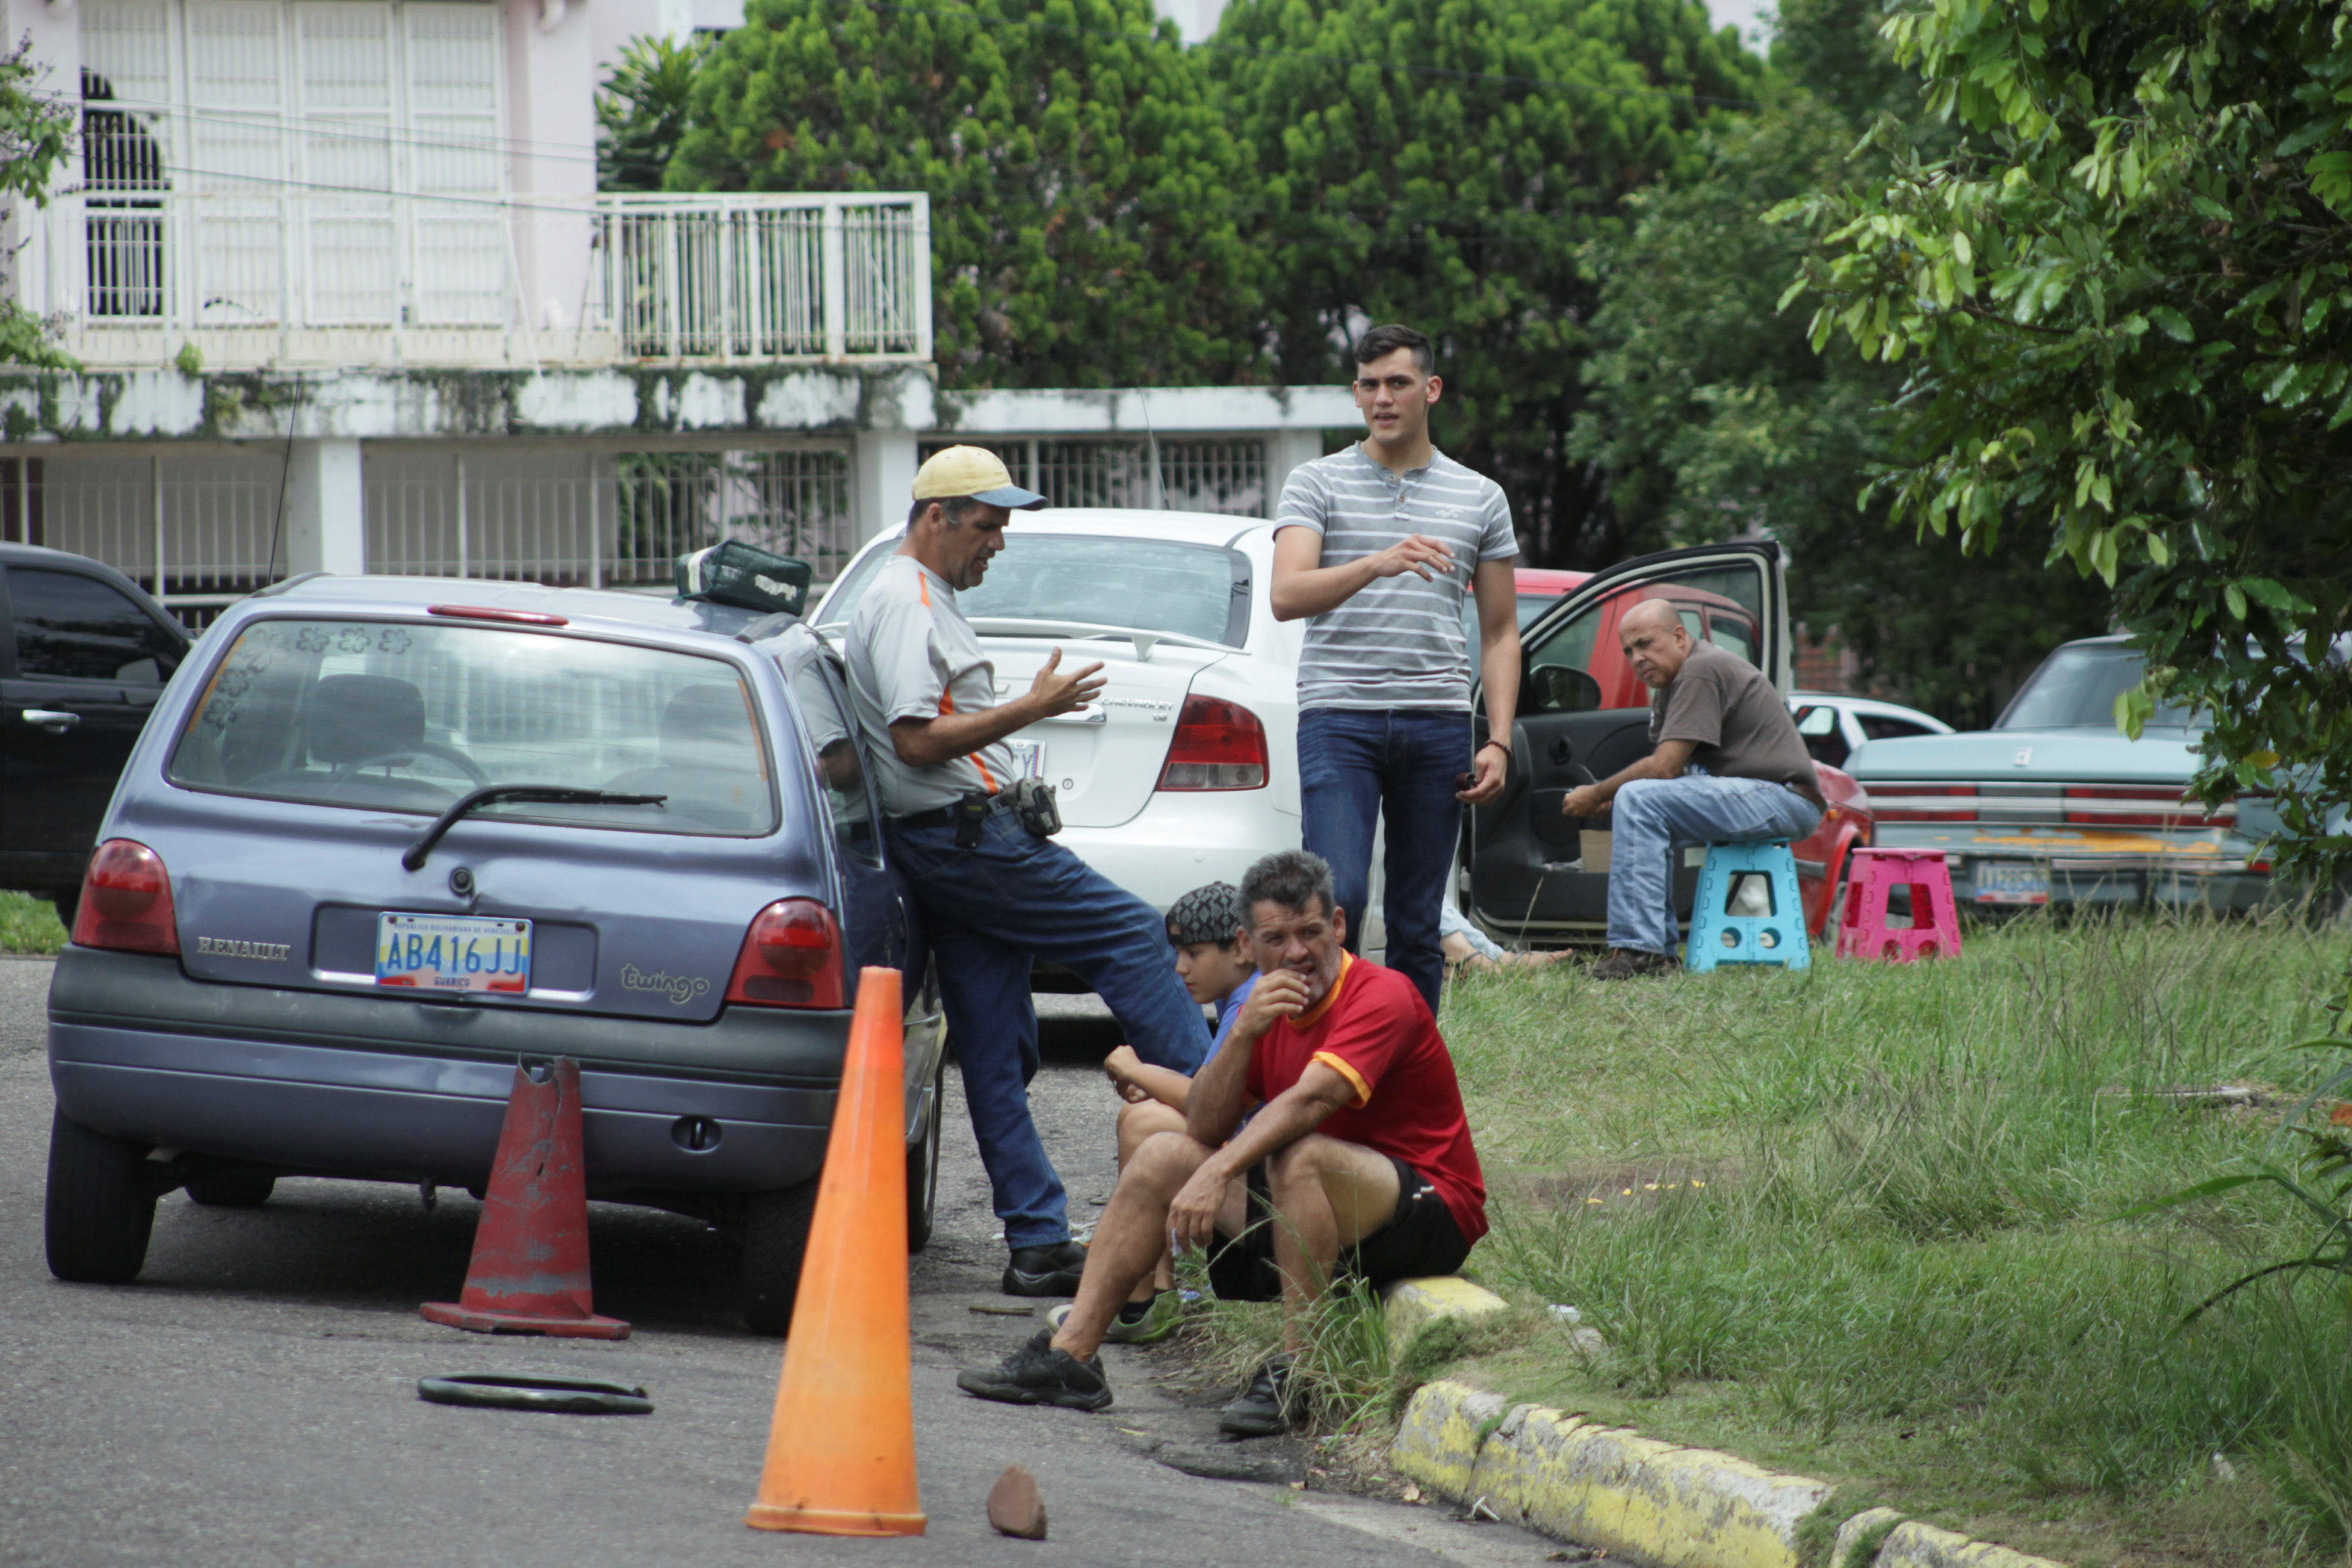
left=1002, top=1239, right=1087, bottom=1297
left=956, top=1329, right=1114, bottom=1411
left=1218, top=1353, right=1296, bottom=1437
left=1589, top=947, right=1677, bottom=981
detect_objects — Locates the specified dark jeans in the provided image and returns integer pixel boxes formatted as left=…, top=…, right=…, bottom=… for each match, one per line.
left=888, top=812, right=1210, bottom=1250
left=1298, top=707, right=1472, bottom=1016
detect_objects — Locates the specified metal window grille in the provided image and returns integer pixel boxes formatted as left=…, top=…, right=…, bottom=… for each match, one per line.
left=16, top=452, right=287, bottom=625
left=917, top=437, right=1268, bottom=517
left=363, top=447, right=857, bottom=588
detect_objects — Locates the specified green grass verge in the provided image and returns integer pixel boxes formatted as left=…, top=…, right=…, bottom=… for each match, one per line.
left=1431, top=912, right=2352, bottom=1567
left=0, top=889, right=67, bottom=955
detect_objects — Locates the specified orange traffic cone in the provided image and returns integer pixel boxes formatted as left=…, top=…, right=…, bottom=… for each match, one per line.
left=421, top=1057, right=628, bottom=1340
left=745, top=966, right=924, bottom=1536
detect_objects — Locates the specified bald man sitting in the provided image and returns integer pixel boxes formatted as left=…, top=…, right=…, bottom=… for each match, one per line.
left=1559, top=599, right=1822, bottom=979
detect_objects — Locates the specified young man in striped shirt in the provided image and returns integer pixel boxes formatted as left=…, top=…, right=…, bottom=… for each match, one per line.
left=1267, top=324, right=1522, bottom=1014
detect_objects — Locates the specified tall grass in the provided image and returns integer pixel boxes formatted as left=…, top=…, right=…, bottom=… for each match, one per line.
left=1432, top=910, right=2352, bottom=1561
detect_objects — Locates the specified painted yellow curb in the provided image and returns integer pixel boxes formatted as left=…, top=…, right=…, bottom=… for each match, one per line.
left=1865, top=1518, right=2069, bottom=1568
left=1393, top=1380, right=1831, bottom=1568
left=1388, top=1379, right=2070, bottom=1568
left=1381, top=1275, right=1510, bottom=1356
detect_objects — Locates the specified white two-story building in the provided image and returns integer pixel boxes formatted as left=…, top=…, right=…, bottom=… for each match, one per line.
left=0, top=0, right=1349, bottom=621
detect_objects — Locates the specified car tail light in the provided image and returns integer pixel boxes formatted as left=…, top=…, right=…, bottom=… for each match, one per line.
left=2062, top=786, right=2234, bottom=828
left=725, top=898, right=844, bottom=1008
left=1157, top=697, right=1269, bottom=791
left=71, top=839, right=180, bottom=955
left=1871, top=785, right=1978, bottom=823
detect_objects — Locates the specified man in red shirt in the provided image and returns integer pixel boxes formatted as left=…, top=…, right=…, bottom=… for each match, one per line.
left=958, top=848, right=1487, bottom=1436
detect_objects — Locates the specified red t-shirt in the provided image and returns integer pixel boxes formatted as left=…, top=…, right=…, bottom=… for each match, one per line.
left=1243, top=954, right=1488, bottom=1244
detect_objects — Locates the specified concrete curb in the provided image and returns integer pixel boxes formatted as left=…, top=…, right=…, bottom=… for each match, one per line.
left=1378, top=1287, right=2068, bottom=1568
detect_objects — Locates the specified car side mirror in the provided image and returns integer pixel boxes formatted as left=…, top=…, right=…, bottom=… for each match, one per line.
left=1528, top=663, right=1603, bottom=714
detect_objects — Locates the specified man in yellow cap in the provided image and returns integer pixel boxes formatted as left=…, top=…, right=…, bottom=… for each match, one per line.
left=843, top=447, right=1214, bottom=1297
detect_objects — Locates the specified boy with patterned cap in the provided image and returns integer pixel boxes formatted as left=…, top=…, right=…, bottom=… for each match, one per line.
left=1062, top=882, right=1258, bottom=1344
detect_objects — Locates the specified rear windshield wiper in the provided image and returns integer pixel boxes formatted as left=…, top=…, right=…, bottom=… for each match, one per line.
left=403, top=786, right=667, bottom=871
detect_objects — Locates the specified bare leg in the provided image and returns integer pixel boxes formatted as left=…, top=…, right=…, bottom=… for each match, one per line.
left=1116, top=1101, right=1189, bottom=1299
left=1052, top=1131, right=1208, bottom=1361
left=1261, top=1135, right=1403, bottom=1354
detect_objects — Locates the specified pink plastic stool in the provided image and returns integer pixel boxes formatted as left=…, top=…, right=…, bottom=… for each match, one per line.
left=1837, top=848, right=1963, bottom=961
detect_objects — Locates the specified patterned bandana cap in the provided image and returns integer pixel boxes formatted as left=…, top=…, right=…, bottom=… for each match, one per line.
left=1165, top=882, right=1247, bottom=950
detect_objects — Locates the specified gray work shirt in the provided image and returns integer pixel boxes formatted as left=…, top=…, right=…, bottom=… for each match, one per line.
left=842, top=554, right=1018, bottom=818
left=1274, top=444, right=1517, bottom=711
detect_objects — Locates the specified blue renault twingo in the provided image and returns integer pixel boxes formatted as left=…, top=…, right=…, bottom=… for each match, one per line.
left=43, top=574, right=946, bottom=1334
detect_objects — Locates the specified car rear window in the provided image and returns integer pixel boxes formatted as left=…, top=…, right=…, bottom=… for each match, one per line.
left=168, top=619, right=778, bottom=835
left=818, top=535, right=1248, bottom=646
left=1997, top=643, right=2197, bottom=731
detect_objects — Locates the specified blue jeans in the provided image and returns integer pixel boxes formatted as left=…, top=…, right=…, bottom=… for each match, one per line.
left=1298, top=708, right=1472, bottom=1016
left=888, top=812, right=1210, bottom=1250
left=1607, top=772, right=1823, bottom=956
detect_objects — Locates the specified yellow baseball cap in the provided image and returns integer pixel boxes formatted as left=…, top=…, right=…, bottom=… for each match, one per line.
left=911, top=445, right=1047, bottom=510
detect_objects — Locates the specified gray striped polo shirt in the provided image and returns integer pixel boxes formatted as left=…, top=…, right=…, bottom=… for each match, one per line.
left=1275, top=445, right=1517, bottom=711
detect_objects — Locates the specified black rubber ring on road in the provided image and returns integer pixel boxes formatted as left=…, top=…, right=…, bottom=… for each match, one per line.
left=416, top=1374, right=654, bottom=1415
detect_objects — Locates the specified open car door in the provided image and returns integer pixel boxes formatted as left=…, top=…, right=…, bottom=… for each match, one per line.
left=1466, top=540, right=1791, bottom=943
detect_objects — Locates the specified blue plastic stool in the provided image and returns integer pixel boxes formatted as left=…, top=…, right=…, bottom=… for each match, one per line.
left=1685, top=840, right=1810, bottom=973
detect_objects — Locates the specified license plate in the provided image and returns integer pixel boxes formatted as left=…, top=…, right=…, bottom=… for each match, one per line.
left=376, top=913, right=532, bottom=992
left=1972, top=861, right=2051, bottom=906
left=1005, top=740, right=1045, bottom=780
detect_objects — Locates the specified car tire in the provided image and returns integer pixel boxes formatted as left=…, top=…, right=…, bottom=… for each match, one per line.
left=185, top=1171, right=276, bottom=1208
left=44, top=1110, right=159, bottom=1284
left=907, top=1061, right=944, bottom=1254
left=741, top=1178, right=821, bottom=1337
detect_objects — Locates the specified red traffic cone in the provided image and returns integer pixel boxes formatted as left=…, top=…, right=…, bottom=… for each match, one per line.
left=422, top=1057, right=628, bottom=1339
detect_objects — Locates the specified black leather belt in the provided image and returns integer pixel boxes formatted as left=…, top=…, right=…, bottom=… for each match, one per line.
left=890, top=795, right=1011, bottom=832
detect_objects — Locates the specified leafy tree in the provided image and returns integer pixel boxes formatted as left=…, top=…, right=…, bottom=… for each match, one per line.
left=598, top=34, right=710, bottom=193
left=1204, top=0, right=1761, bottom=566
left=1570, top=0, right=2109, bottom=724
left=0, top=38, right=81, bottom=368
left=1783, top=0, right=2352, bottom=881
left=669, top=0, right=1262, bottom=388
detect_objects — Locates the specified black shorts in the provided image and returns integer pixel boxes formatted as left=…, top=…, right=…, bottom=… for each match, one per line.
left=1204, top=1154, right=1472, bottom=1303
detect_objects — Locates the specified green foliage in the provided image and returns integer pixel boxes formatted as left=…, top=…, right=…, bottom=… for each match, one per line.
left=597, top=34, right=710, bottom=193
left=1782, top=0, right=2352, bottom=880
left=1445, top=915, right=2352, bottom=1562
left=0, top=890, right=67, bottom=955
left=2124, top=961, right=2352, bottom=1320
left=1205, top=0, right=1762, bottom=564
left=1571, top=0, right=2109, bottom=722
left=0, top=39, right=79, bottom=370
left=671, top=0, right=1263, bottom=388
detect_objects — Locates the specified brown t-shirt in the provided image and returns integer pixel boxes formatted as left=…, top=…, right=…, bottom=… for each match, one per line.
left=1648, top=640, right=1817, bottom=792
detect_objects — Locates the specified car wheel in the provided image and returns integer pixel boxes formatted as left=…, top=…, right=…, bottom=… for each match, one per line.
left=44, top=1110, right=159, bottom=1284
left=741, top=1178, right=821, bottom=1336
left=185, top=1171, right=276, bottom=1208
left=907, top=1061, right=944, bottom=1254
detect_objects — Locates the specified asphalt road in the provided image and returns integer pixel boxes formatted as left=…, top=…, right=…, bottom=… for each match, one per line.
left=0, top=961, right=1562, bottom=1568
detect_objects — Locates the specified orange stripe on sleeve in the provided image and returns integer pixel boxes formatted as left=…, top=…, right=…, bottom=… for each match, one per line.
left=1310, top=1051, right=1372, bottom=1109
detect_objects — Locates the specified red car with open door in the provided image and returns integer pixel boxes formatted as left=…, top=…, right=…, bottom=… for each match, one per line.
left=1465, top=541, right=1872, bottom=945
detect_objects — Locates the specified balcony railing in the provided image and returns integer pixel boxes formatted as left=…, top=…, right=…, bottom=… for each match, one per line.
left=15, top=189, right=933, bottom=372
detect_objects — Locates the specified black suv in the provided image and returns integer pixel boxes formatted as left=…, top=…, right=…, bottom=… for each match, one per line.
left=1, top=543, right=190, bottom=923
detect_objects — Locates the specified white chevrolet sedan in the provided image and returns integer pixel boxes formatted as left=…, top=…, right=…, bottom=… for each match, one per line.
left=813, top=510, right=1308, bottom=918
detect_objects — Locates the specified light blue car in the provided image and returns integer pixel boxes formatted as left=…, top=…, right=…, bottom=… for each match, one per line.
left=1848, top=634, right=2316, bottom=913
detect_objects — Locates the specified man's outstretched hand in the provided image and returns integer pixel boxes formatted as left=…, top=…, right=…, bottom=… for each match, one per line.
left=1026, top=648, right=1107, bottom=718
